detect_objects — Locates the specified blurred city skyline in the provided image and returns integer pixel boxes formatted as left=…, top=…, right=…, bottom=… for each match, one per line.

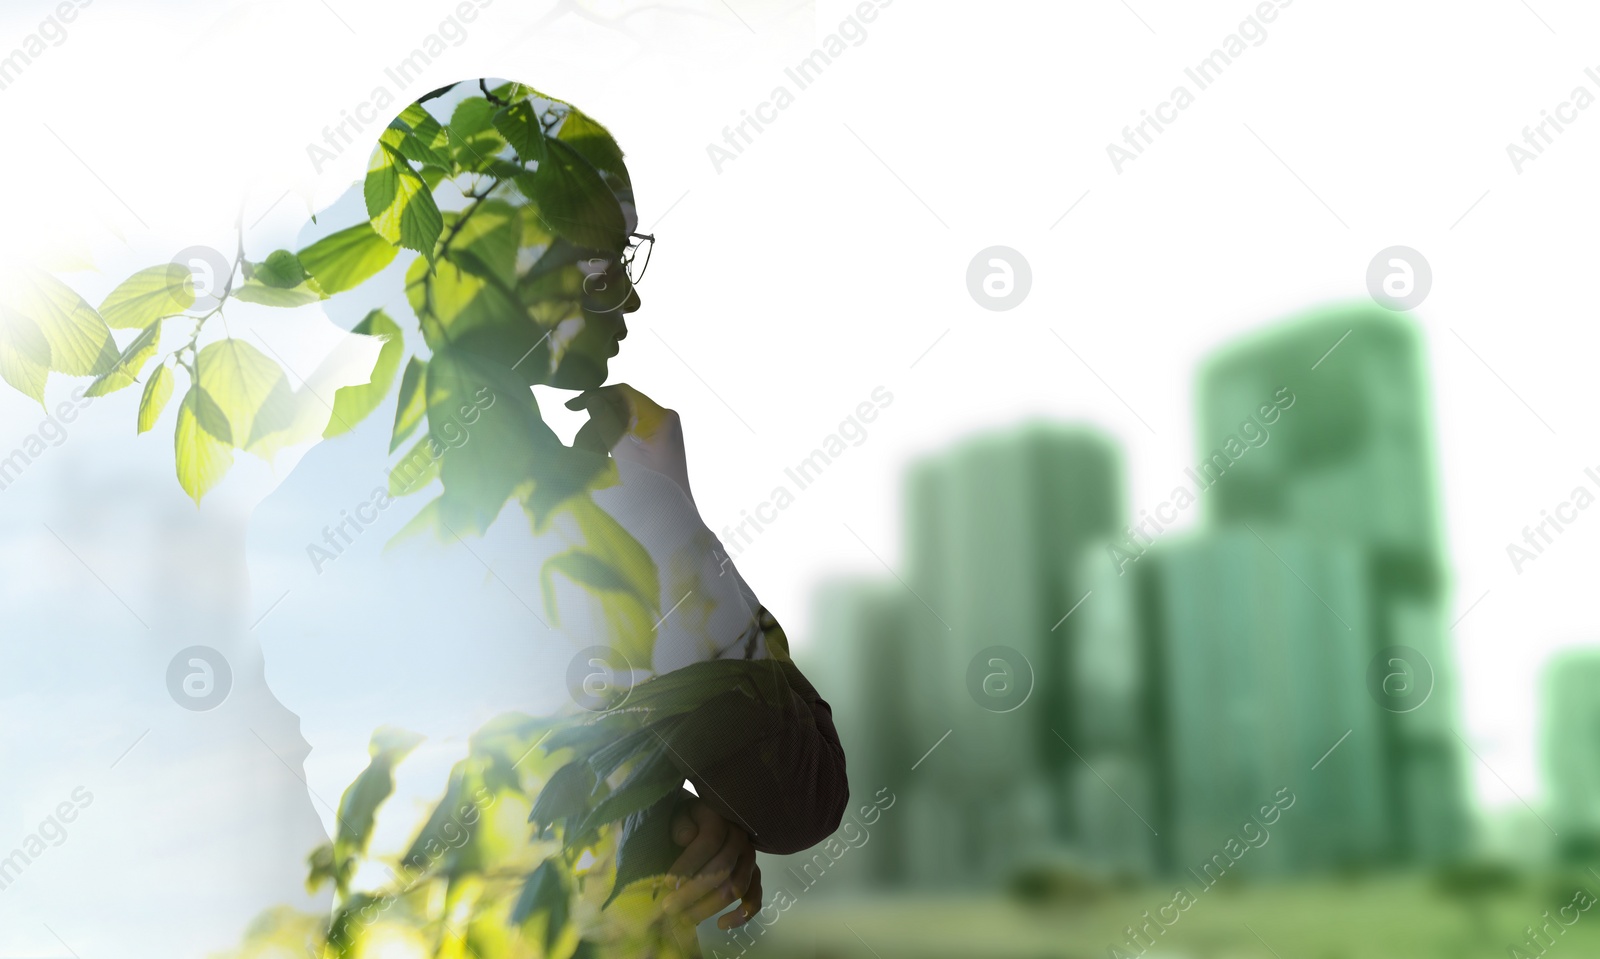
left=785, top=302, right=1593, bottom=897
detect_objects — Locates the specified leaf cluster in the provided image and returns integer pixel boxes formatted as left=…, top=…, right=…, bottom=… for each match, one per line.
left=294, top=658, right=784, bottom=959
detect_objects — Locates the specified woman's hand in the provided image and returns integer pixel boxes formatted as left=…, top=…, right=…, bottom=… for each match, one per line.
left=663, top=799, right=763, bottom=930
left=566, top=383, right=695, bottom=502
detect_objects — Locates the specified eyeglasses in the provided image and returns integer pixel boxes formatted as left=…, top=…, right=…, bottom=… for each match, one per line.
left=579, top=233, right=654, bottom=313
left=622, top=232, right=654, bottom=286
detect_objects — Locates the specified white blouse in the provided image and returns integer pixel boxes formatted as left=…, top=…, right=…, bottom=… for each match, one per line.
left=247, top=390, right=766, bottom=858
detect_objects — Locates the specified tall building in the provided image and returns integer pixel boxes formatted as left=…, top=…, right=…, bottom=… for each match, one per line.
left=900, top=421, right=1123, bottom=881
left=1129, top=528, right=1389, bottom=875
left=788, top=577, right=914, bottom=888
left=1541, top=648, right=1600, bottom=859
left=1190, top=302, right=1469, bottom=864
left=1067, top=536, right=1160, bottom=877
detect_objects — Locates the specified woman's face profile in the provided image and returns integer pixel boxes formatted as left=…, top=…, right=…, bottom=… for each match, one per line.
left=545, top=224, right=642, bottom=391
left=370, top=77, right=645, bottom=394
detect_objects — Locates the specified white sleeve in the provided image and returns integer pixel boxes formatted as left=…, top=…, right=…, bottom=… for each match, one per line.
left=589, top=460, right=768, bottom=674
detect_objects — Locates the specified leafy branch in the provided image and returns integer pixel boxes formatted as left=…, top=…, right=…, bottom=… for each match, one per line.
left=292, top=656, right=790, bottom=959
left=4, top=79, right=740, bottom=959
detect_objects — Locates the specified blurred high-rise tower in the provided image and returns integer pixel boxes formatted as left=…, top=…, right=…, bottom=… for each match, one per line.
left=1186, top=302, right=1468, bottom=864
left=1099, top=528, right=1391, bottom=875
left=1541, top=648, right=1600, bottom=859
left=788, top=578, right=915, bottom=887
left=899, top=422, right=1123, bottom=882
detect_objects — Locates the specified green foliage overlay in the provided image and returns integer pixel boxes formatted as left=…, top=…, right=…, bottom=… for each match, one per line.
left=0, top=80, right=763, bottom=958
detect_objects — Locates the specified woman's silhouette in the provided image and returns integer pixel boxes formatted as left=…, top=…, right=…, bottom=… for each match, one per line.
left=248, top=77, right=847, bottom=957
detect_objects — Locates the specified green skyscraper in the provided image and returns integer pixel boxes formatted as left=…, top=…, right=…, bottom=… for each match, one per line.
left=1542, top=648, right=1600, bottom=860
left=786, top=577, right=914, bottom=888
left=901, top=421, right=1122, bottom=882
left=1132, top=528, right=1389, bottom=875
left=1191, top=302, right=1469, bottom=864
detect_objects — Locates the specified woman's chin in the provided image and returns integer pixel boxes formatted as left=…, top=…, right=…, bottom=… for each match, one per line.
left=548, top=357, right=608, bottom=391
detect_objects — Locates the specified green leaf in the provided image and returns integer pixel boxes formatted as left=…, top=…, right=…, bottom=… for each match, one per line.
left=447, top=199, right=521, bottom=284
left=519, top=237, right=590, bottom=293
left=520, top=200, right=556, bottom=248
left=0, top=305, right=51, bottom=404
left=98, top=264, right=195, bottom=330
left=138, top=364, right=173, bottom=433
left=522, top=446, right=616, bottom=530
left=191, top=386, right=233, bottom=444
left=528, top=761, right=596, bottom=835
left=298, top=221, right=400, bottom=295
left=512, top=859, right=571, bottom=951
left=396, top=763, right=478, bottom=884
left=446, top=97, right=505, bottom=172
left=324, top=310, right=403, bottom=438
left=492, top=99, right=547, bottom=165
left=85, top=321, right=162, bottom=397
left=385, top=495, right=444, bottom=550
left=425, top=345, right=549, bottom=534
left=585, top=724, right=664, bottom=786
left=540, top=712, right=645, bottom=762
left=389, top=356, right=426, bottom=452
left=331, top=726, right=424, bottom=893
left=494, top=100, right=626, bottom=251
left=515, top=137, right=626, bottom=253
left=451, top=96, right=498, bottom=138
left=232, top=276, right=327, bottom=307
left=558, top=108, right=631, bottom=193
left=9, top=268, right=117, bottom=376
left=396, top=103, right=454, bottom=170
left=176, top=385, right=235, bottom=503
left=586, top=749, right=684, bottom=904
left=387, top=434, right=440, bottom=497
left=540, top=549, right=644, bottom=627
left=306, top=841, right=338, bottom=894
left=324, top=892, right=382, bottom=959
left=469, top=710, right=561, bottom=759
left=536, top=496, right=659, bottom=668
left=486, top=79, right=532, bottom=102
left=404, top=248, right=524, bottom=352
left=365, top=139, right=443, bottom=259
left=473, top=720, right=550, bottom=794
left=623, top=658, right=786, bottom=717
left=419, top=165, right=449, bottom=192
left=547, top=550, right=636, bottom=596
left=251, top=250, right=307, bottom=289
left=195, top=339, right=296, bottom=455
